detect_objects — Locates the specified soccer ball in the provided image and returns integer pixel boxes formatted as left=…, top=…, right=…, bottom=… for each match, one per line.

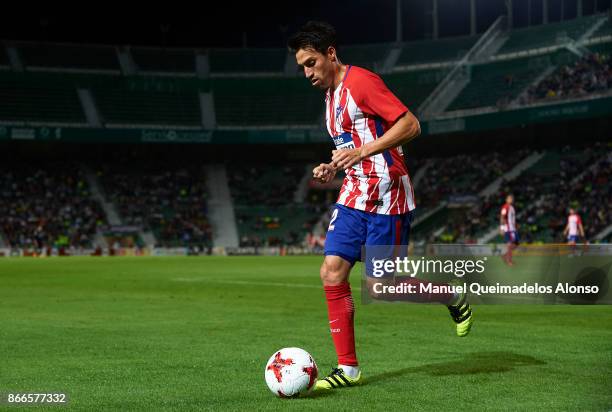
left=264, top=347, right=318, bottom=397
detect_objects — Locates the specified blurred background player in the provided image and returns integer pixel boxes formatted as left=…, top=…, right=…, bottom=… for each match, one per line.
left=500, top=194, right=518, bottom=265
left=289, top=21, right=473, bottom=391
left=564, top=208, right=585, bottom=245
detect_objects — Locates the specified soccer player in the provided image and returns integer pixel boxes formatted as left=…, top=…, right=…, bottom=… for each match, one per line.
left=288, top=21, right=473, bottom=391
left=563, top=208, right=585, bottom=245
left=499, top=195, right=518, bottom=265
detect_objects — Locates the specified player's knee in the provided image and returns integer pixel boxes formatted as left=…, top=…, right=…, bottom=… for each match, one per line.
left=320, top=258, right=348, bottom=285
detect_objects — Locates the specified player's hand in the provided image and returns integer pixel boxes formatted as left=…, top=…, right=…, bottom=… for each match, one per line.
left=312, top=163, right=336, bottom=183
left=331, top=148, right=363, bottom=170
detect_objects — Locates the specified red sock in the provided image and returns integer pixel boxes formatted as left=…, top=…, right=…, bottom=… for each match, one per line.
left=324, top=282, right=358, bottom=366
left=376, top=277, right=455, bottom=304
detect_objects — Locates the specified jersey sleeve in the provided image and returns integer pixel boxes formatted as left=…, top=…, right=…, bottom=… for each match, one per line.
left=353, top=72, right=408, bottom=124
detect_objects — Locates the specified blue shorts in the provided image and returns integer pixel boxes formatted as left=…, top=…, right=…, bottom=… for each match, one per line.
left=324, top=204, right=414, bottom=266
left=568, top=235, right=580, bottom=243
left=504, top=231, right=519, bottom=244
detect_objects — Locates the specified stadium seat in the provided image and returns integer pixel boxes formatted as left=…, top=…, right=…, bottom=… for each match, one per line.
left=382, top=69, right=448, bottom=112
left=18, top=43, right=119, bottom=70
left=212, top=77, right=322, bottom=126
left=446, top=56, right=550, bottom=111
left=93, top=77, right=201, bottom=126
left=396, top=35, right=479, bottom=66
left=228, top=163, right=321, bottom=246
left=0, top=72, right=86, bottom=123
left=341, top=43, right=392, bottom=72
left=591, top=16, right=612, bottom=38
left=131, top=47, right=197, bottom=73
left=587, top=41, right=612, bottom=55
left=97, top=164, right=212, bottom=248
left=209, top=48, right=287, bottom=73
left=0, top=46, right=9, bottom=67
left=498, top=15, right=601, bottom=55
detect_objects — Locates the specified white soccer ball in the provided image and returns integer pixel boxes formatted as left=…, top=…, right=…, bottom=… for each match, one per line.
left=264, top=347, right=318, bottom=397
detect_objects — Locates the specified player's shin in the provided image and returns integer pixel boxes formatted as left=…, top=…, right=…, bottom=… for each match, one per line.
left=324, top=282, right=358, bottom=367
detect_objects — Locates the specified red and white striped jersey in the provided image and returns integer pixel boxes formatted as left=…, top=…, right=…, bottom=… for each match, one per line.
left=325, top=65, right=415, bottom=215
left=567, top=213, right=582, bottom=236
left=500, top=203, right=516, bottom=232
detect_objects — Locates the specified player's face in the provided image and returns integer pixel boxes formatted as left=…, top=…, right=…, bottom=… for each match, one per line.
left=295, top=47, right=336, bottom=90
left=506, top=195, right=513, bottom=204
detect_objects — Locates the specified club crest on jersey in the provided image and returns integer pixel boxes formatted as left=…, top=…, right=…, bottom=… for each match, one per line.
left=335, top=104, right=344, bottom=118
left=333, top=132, right=355, bottom=149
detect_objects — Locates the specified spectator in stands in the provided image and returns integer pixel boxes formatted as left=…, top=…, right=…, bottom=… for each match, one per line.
left=525, top=53, right=612, bottom=104
left=97, top=164, right=213, bottom=248
left=0, top=164, right=106, bottom=251
left=447, top=144, right=610, bottom=244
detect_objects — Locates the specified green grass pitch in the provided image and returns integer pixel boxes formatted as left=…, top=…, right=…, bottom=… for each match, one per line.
left=1, top=256, right=611, bottom=411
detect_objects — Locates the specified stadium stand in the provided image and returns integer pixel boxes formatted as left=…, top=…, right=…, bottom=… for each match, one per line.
left=0, top=13, right=609, bottom=255
left=591, top=15, right=612, bottom=38
left=235, top=205, right=320, bottom=247
left=441, top=145, right=611, bottom=243
left=131, top=47, right=197, bottom=73
left=228, top=163, right=321, bottom=247
left=415, top=150, right=530, bottom=210
left=0, top=16, right=610, bottom=128
left=17, top=42, right=119, bottom=71
left=0, top=163, right=106, bottom=250
left=497, top=14, right=602, bottom=55
left=447, top=57, right=550, bottom=111
left=396, top=35, right=479, bottom=66
left=209, top=48, right=287, bottom=74
left=383, top=69, right=447, bottom=112
left=0, top=45, right=9, bottom=67
left=587, top=41, right=612, bottom=55
left=557, top=154, right=610, bottom=240
left=92, top=77, right=202, bottom=126
left=523, top=52, right=612, bottom=104
left=96, top=164, right=212, bottom=248
left=212, top=77, right=322, bottom=126
left=229, top=163, right=305, bottom=206
left=0, top=72, right=86, bottom=123
left=341, top=43, right=392, bottom=72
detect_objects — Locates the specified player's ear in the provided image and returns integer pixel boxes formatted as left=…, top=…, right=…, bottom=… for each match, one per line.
left=327, top=46, right=337, bottom=62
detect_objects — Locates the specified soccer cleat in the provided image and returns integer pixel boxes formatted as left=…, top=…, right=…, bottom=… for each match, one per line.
left=447, top=292, right=473, bottom=337
left=314, top=367, right=362, bottom=390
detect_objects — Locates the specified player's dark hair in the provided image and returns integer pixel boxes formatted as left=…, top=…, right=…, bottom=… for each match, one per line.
left=288, top=21, right=338, bottom=55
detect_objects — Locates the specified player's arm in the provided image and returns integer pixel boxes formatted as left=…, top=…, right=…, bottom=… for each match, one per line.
left=331, top=72, right=420, bottom=170
left=499, top=210, right=506, bottom=234
left=563, top=222, right=569, bottom=236
left=578, top=220, right=585, bottom=238
left=331, top=111, right=420, bottom=170
left=362, top=110, right=421, bottom=159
